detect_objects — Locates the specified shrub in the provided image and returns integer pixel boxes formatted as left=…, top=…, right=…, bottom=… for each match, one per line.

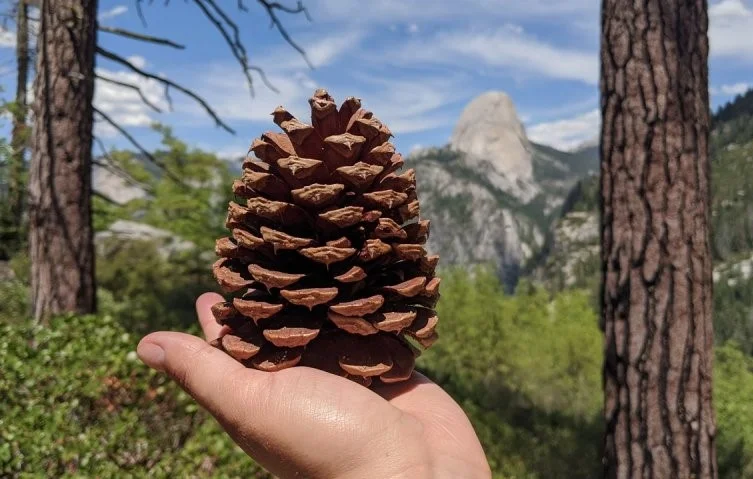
left=0, top=314, right=269, bottom=478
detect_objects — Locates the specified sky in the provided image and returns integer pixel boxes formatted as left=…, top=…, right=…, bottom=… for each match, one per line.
left=1, top=0, right=752, bottom=158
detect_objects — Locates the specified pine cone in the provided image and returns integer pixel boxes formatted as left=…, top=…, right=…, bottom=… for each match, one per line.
left=210, top=89, right=440, bottom=387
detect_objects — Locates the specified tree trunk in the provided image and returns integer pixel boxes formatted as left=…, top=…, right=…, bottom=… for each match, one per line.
left=29, top=0, right=98, bottom=320
left=600, top=0, right=717, bottom=477
left=4, top=0, right=30, bottom=257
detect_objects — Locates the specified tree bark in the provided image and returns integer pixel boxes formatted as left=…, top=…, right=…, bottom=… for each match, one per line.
left=600, top=0, right=717, bottom=478
left=29, top=0, right=98, bottom=320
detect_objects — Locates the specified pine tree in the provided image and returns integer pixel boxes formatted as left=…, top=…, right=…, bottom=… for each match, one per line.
left=600, top=0, right=717, bottom=476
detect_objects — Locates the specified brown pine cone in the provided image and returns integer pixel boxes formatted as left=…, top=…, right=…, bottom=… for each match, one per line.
left=211, top=89, right=440, bottom=387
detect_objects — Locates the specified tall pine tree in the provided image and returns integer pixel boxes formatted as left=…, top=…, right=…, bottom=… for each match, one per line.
left=29, top=0, right=99, bottom=319
left=600, top=0, right=717, bottom=476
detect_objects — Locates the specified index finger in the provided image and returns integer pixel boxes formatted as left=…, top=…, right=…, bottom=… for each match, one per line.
left=196, top=292, right=225, bottom=341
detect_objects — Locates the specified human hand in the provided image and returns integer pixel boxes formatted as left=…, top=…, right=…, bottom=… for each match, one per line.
left=137, top=292, right=491, bottom=479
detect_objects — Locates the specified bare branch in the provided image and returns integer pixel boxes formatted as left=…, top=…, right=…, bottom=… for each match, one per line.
left=92, top=190, right=122, bottom=206
left=135, top=0, right=148, bottom=27
left=263, top=0, right=311, bottom=20
left=93, top=138, right=156, bottom=196
left=163, top=84, right=173, bottom=111
left=97, top=47, right=235, bottom=134
left=99, top=26, right=186, bottom=50
left=93, top=106, right=186, bottom=187
left=96, top=74, right=163, bottom=113
left=257, top=0, right=313, bottom=67
left=193, top=0, right=272, bottom=95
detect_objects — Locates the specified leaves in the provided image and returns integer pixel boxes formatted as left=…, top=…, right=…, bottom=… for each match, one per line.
left=93, top=124, right=235, bottom=250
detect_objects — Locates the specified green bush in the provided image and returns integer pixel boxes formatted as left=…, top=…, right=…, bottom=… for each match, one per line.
left=0, top=314, right=270, bottom=478
left=95, top=238, right=218, bottom=335
left=420, top=267, right=602, bottom=478
left=0, top=277, right=28, bottom=322
left=3, top=262, right=752, bottom=477
left=715, top=344, right=753, bottom=477
left=420, top=267, right=753, bottom=478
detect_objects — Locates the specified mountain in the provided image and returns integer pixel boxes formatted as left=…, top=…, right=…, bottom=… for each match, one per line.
left=533, top=88, right=753, bottom=351
left=409, top=91, right=597, bottom=289
left=538, top=88, right=753, bottom=289
left=449, top=92, right=537, bottom=201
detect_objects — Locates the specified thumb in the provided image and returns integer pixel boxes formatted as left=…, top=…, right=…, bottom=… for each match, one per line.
left=137, top=332, right=417, bottom=479
left=137, top=332, right=263, bottom=428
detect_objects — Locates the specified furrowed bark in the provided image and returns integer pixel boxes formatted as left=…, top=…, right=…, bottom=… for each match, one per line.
left=600, top=0, right=717, bottom=477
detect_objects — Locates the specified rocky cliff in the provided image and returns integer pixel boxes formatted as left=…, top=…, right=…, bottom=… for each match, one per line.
left=409, top=91, right=597, bottom=288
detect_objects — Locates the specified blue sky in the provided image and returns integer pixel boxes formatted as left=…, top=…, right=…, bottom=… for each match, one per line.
left=1, top=0, right=752, bottom=157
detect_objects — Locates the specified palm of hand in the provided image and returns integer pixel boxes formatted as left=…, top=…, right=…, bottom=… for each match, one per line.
left=137, top=293, right=491, bottom=479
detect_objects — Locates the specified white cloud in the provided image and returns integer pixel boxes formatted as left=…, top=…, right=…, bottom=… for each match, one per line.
left=393, top=24, right=598, bottom=85
left=126, top=55, right=148, bottom=69
left=0, top=28, right=15, bottom=48
left=711, top=82, right=752, bottom=96
left=182, top=65, right=312, bottom=124
left=407, top=23, right=419, bottom=34
left=184, top=66, right=460, bottom=136
left=147, top=33, right=363, bottom=130
left=710, top=0, right=753, bottom=60
left=93, top=66, right=170, bottom=137
left=308, top=32, right=364, bottom=68
left=177, top=27, right=461, bottom=135
left=527, top=109, right=600, bottom=151
left=213, top=144, right=250, bottom=160
left=259, top=31, right=363, bottom=70
left=521, top=96, right=598, bottom=123
left=711, top=0, right=751, bottom=16
left=343, top=75, right=463, bottom=134
left=99, top=5, right=128, bottom=21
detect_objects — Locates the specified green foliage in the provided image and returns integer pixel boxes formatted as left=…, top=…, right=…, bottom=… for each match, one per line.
left=714, top=344, right=753, bottom=477
left=94, top=125, right=235, bottom=250
left=0, top=134, right=22, bottom=259
left=712, top=87, right=753, bottom=151
left=420, top=267, right=603, bottom=478
left=0, top=277, right=28, bottom=322
left=713, top=88, right=753, bottom=126
left=420, top=267, right=753, bottom=478
left=96, top=238, right=219, bottom=335
left=713, top=271, right=753, bottom=355
left=530, top=141, right=598, bottom=180
left=0, top=314, right=270, bottom=478
left=2, top=264, right=753, bottom=477
left=559, top=173, right=599, bottom=215
left=711, top=141, right=753, bottom=260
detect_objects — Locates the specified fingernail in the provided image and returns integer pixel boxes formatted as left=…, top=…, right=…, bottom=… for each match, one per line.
left=137, top=341, right=166, bottom=371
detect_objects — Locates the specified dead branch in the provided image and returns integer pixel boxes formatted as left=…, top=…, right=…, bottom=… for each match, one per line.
left=257, top=0, right=313, bottom=68
left=99, top=26, right=186, bottom=50
left=97, top=47, right=235, bottom=134
left=261, top=0, right=311, bottom=19
left=96, top=74, right=163, bottom=113
left=93, top=106, right=186, bottom=187
left=92, top=190, right=122, bottom=206
left=193, top=0, right=278, bottom=95
left=135, top=0, right=148, bottom=27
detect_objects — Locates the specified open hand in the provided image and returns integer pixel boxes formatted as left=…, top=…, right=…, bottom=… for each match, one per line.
left=137, top=292, right=491, bottom=479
